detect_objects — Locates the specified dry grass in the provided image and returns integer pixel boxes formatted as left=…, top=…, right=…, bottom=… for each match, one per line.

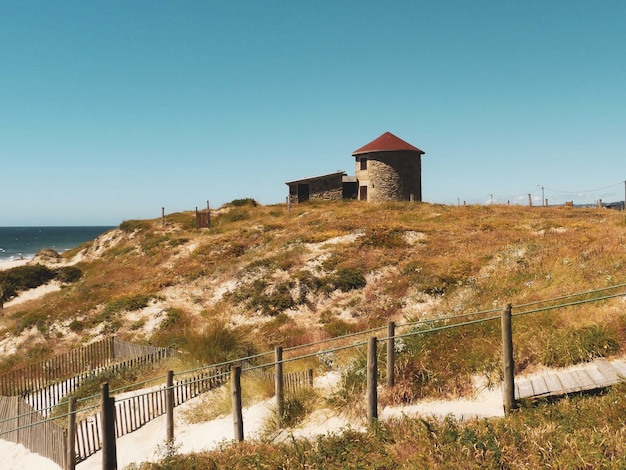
left=2, top=201, right=626, bottom=400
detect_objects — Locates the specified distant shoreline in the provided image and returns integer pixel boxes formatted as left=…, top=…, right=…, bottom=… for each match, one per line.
left=0, top=258, right=31, bottom=271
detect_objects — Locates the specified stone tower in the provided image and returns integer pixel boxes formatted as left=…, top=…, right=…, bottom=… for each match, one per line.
left=352, top=132, right=425, bottom=202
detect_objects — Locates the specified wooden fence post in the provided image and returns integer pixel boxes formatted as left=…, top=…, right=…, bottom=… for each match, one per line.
left=101, top=383, right=117, bottom=470
left=66, top=396, right=77, bottom=470
left=232, top=366, right=243, bottom=442
left=307, top=368, right=313, bottom=387
left=367, top=337, right=378, bottom=423
left=501, top=304, right=515, bottom=416
left=274, top=346, right=284, bottom=423
left=166, top=371, right=174, bottom=443
left=387, top=321, right=395, bottom=387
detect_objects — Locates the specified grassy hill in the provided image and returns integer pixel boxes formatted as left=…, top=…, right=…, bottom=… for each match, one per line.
left=2, top=199, right=626, bottom=467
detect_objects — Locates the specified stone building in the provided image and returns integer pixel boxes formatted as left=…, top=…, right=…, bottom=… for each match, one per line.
left=352, top=132, right=425, bottom=202
left=286, top=171, right=357, bottom=204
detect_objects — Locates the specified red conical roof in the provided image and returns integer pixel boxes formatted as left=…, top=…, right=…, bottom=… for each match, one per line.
left=352, top=132, right=424, bottom=156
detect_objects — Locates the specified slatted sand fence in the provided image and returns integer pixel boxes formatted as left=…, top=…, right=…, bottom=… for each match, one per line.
left=26, top=345, right=179, bottom=417
left=0, top=336, right=179, bottom=398
left=265, top=369, right=314, bottom=392
left=0, top=337, right=115, bottom=396
left=0, top=395, right=67, bottom=469
left=0, top=338, right=179, bottom=468
left=73, top=364, right=231, bottom=464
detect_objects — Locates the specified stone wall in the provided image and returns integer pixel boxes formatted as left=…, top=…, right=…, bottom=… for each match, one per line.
left=355, top=151, right=421, bottom=202
left=287, top=173, right=344, bottom=204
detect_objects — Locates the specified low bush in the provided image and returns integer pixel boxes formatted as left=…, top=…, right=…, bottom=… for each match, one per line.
left=327, top=267, right=366, bottom=292
left=228, top=198, right=258, bottom=207
left=102, top=294, right=152, bottom=317
left=119, top=219, right=151, bottom=233
left=56, top=266, right=82, bottom=283
left=0, top=264, right=56, bottom=299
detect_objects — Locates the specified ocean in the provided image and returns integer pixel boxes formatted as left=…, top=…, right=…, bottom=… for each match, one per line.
left=0, top=226, right=115, bottom=262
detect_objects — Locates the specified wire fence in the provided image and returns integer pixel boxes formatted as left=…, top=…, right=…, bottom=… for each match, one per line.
left=1, top=283, right=625, bottom=469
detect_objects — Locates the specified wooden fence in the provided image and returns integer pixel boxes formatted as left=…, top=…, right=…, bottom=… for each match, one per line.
left=74, top=365, right=231, bottom=463
left=0, top=337, right=179, bottom=470
left=71, top=365, right=317, bottom=465
left=0, top=337, right=177, bottom=396
left=27, top=348, right=177, bottom=416
left=0, top=395, right=68, bottom=468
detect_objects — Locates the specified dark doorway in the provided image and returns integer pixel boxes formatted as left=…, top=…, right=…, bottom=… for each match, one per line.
left=359, top=185, right=368, bottom=201
left=342, top=181, right=357, bottom=199
left=297, top=184, right=310, bottom=203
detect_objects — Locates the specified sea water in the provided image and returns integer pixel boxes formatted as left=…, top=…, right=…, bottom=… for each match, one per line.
left=0, top=226, right=115, bottom=262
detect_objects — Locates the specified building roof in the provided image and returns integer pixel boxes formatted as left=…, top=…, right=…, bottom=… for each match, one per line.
left=352, top=132, right=425, bottom=156
left=285, top=171, right=346, bottom=185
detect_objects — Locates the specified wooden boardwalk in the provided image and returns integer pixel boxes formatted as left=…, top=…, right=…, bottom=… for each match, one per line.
left=515, top=358, right=626, bottom=400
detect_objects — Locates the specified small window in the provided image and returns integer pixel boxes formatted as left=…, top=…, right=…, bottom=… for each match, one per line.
left=360, top=158, right=367, bottom=170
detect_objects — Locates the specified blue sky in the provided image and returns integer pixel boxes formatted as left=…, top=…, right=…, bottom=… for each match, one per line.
left=2, top=1, right=625, bottom=225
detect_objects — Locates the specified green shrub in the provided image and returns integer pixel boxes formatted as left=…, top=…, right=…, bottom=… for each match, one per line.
left=231, top=279, right=298, bottom=316
left=56, top=266, right=82, bottom=283
left=119, top=219, right=151, bottom=233
left=0, top=264, right=56, bottom=299
left=228, top=198, right=258, bottom=207
left=99, top=294, right=152, bottom=321
left=328, top=267, right=366, bottom=292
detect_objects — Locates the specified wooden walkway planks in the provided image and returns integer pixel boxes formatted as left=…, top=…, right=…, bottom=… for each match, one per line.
left=514, top=358, right=626, bottom=400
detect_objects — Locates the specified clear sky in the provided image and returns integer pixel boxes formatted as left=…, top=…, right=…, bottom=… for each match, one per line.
left=2, top=1, right=625, bottom=226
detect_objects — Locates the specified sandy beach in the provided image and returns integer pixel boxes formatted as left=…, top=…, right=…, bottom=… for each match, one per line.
left=0, top=259, right=30, bottom=271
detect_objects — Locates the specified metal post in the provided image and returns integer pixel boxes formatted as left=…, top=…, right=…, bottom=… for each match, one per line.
left=386, top=322, right=395, bottom=387
left=232, top=366, right=243, bottom=441
left=501, top=304, right=515, bottom=416
left=275, top=346, right=284, bottom=423
left=367, top=337, right=378, bottom=423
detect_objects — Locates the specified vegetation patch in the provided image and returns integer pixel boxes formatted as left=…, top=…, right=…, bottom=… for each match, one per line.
left=326, top=267, right=366, bottom=292
left=541, top=323, right=620, bottom=367
left=0, top=264, right=56, bottom=299
left=119, top=219, right=151, bottom=233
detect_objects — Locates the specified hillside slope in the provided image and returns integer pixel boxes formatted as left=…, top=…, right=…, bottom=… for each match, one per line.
left=1, top=200, right=626, bottom=398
